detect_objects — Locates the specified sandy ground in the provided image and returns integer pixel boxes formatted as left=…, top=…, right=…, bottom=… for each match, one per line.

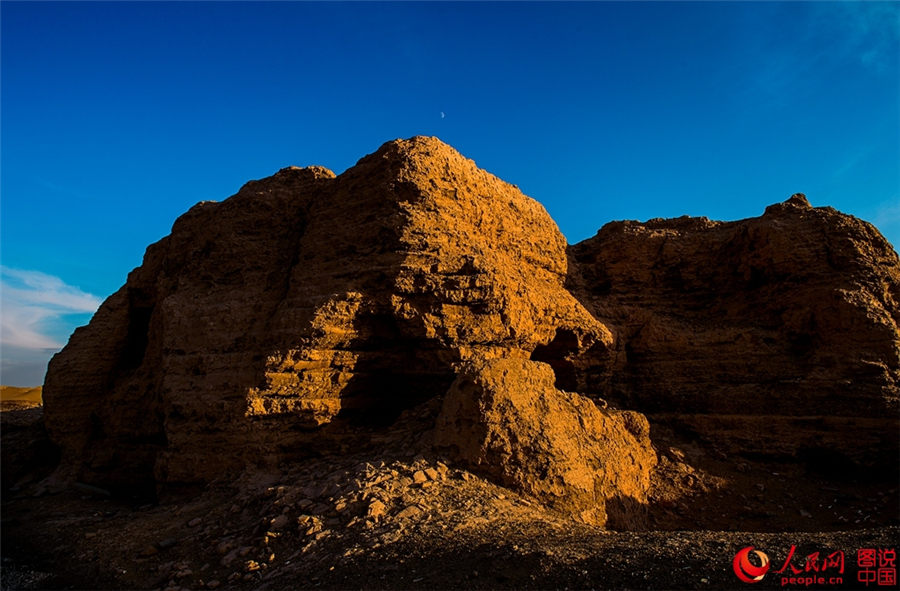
left=0, top=387, right=42, bottom=412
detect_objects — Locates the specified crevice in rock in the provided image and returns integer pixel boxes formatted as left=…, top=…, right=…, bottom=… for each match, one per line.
left=120, top=291, right=154, bottom=371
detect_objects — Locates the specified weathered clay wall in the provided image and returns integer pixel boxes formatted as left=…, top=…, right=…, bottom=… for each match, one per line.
left=42, top=139, right=899, bottom=520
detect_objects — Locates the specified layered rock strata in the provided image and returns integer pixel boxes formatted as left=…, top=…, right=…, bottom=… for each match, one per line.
left=43, top=137, right=613, bottom=497
left=568, top=193, right=899, bottom=472
left=42, top=138, right=899, bottom=521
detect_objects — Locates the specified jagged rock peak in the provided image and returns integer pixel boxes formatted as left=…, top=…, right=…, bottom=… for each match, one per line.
left=764, top=192, right=815, bottom=215
left=787, top=192, right=811, bottom=207
left=279, top=164, right=336, bottom=178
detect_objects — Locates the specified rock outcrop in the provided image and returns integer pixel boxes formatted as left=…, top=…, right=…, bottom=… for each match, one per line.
left=434, top=358, right=655, bottom=527
left=568, top=193, right=900, bottom=473
left=43, top=137, right=611, bottom=499
left=42, top=137, right=899, bottom=523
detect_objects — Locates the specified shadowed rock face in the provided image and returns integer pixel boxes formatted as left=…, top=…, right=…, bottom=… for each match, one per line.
left=42, top=138, right=899, bottom=524
left=567, top=193, right=900, bottom=472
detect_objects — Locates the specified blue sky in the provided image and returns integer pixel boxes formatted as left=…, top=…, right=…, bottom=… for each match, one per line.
left=1, top=1, right=898, bottom=385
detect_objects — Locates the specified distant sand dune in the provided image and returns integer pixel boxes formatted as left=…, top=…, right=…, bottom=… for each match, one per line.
left=0, top=385, right=43, bottom=409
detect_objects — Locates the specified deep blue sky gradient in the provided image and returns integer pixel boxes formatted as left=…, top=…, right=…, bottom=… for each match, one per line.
left=1, top=1, right=898, bottom=383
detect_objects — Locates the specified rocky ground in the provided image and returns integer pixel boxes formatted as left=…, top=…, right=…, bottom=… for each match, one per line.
left=3, top=403, right=897, bottom=591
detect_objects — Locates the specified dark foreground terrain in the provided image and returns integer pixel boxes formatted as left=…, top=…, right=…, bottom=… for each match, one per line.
left=2, top=404, right=898, bottom=591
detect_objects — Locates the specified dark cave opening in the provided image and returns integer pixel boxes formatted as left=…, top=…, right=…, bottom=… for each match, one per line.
left=336, top=312, right=458, bottom=427
left=121, top=301, right=153, bottom=370
left=530, top=328, right=579, bottom=392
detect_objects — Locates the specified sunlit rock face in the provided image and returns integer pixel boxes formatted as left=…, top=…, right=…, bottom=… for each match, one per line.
left=43, top=137, right=610, bottom=491
left=43, top=137, right=898, bottom=518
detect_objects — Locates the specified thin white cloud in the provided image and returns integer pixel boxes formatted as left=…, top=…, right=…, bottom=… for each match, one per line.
left=741, top=2, right=899, bottom=110
left=810, top=2, right=900, bottom=74
left=829, top=148, right=869, bottom=183
left=871, top=200, right=900, bottom=249
left=873, top=201, right=900, bottom=227
left=0, top=266, right=101, bottom=351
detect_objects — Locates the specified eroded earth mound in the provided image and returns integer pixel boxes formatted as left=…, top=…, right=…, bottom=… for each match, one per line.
left=40, top=136, right=900, bottom=518
left=5, top=137, right=898, bottom=590
left=42, top=136, right=618, bottom=510
left=567, top=192, right=900, bottom=475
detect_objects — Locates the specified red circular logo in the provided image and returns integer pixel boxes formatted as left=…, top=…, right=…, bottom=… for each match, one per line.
left=733, top=546, right=770, bottom=584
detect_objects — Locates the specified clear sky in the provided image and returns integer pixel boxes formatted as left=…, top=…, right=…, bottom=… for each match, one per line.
left=1, top=1, right=898, bottom=386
